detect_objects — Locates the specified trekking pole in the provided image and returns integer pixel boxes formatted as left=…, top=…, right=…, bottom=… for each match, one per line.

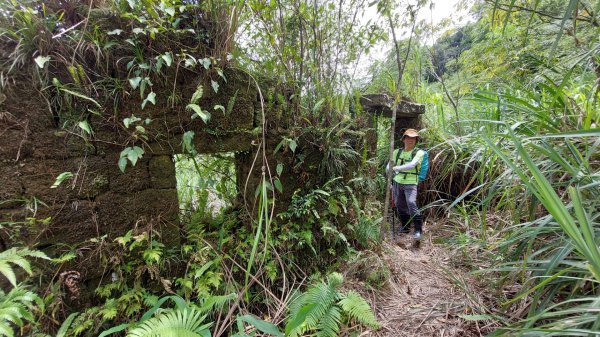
left=390, top=185, right=396, bottom=239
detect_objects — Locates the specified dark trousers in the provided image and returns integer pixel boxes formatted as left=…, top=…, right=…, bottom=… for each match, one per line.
left=392, top=182, right=422, bottom=233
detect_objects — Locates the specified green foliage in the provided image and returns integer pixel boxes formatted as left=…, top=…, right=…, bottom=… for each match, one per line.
left=119, top=146, right=145, bottom=172
left=175, top=153, right=236, bottom=220
left=186, top=84, right=210, bottom=123
left=285, top=272, right=380, bottom=337
left=280, top=179, right=350, bottom=250
left=100, top=294, right=236, bottom=337
left=360, top=1, right=600, bottom=334
left=0, top=248, right=49, bottom=287
left=0, top=247, right=48, bottom=337
left=126, top=308, right=211, bottom=337
left=232, top=315, right=283, bottom=337
left=0, top=285, right=41, bottom=337
left=240, top=0, right=385, bottom=121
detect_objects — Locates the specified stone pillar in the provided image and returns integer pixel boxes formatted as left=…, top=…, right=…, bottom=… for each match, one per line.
left=359, top=94, right=425, bottom=152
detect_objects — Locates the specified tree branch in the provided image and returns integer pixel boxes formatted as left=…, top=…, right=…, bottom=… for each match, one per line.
left=486, top=0, right=599, bottom=27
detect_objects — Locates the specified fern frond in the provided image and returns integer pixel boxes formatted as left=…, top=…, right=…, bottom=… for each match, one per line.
left=302, top=282, right=338, bottom=327
left=326, top=272, right=343, bottom=287
left=338, top=291, right=380, bottom=329
left=197, top=293, right=235, bottom=314
left=315, top=305, right=341, bottom=337
left=286, top=273, right=343, bottom=337
left=127, top=308, right=211, bottom=337
left=286, top=289, right=304, bottom=316
left=0, top=284, right=39, bottom=337
left=0, top=323, right=14, bottom=337
left=0, top=248, right=49, bottom=287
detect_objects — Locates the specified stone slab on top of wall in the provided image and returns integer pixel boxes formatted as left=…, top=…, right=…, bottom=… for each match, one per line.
left=360, top=94, right=425, bottom=118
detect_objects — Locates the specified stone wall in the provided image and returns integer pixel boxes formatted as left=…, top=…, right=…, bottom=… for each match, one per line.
left=0, top=68, right=258, bottom=260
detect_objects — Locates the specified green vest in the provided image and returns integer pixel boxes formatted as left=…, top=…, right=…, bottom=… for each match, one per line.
left=392, top=149, right=424, bottom=185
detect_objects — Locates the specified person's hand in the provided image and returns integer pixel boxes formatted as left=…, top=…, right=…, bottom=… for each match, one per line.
left=392, top=166, right=402, bottom=174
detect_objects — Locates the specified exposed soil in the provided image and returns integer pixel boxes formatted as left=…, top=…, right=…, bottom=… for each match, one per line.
left=346, top=228, right=495, bottom=337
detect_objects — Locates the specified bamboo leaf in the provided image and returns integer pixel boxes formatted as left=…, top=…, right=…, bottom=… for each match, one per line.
left=51, top=172, right=74, bottom=189
left=549, top=0, right=578, bottom=57
left=59, top=88, right=102, bottom=108
left=237, top=315, right=283, bottom=337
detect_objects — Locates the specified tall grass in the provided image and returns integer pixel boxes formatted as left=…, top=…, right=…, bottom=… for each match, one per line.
left=423, top=66, right=600, bottom=334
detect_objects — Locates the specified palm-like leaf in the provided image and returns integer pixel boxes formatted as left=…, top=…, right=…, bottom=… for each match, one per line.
left=286, top=273, right=341, bottom=337
left=0, top=285, right=40, bottom=337
left=338, top=291, right=380, bottom=329
left=0, top=248, right=48, bottom=287
left=127, top=308, right=211, bottom=337
left=315, top=305, right=341, bottom=337
left=286, top=273, right=379, bottom=337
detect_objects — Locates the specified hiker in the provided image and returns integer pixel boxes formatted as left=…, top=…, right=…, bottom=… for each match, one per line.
left=387, top=128, right=425, bottom=240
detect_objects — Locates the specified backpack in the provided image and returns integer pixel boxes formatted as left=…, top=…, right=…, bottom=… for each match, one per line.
left=394, top=148, right=429, bottom=182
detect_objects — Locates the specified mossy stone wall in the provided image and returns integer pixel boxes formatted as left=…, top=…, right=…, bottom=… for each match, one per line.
left=0, top=69, right=259, bottom=283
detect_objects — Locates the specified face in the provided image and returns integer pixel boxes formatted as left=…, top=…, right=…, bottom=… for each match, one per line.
left=403, top=136, right=417, bottom=147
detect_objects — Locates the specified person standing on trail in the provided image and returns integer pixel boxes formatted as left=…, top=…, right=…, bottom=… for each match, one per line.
left=388, top=128, right=425, bottom=240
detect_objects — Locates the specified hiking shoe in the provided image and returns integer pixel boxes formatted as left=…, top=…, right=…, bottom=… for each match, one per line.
left=412, top=231, right=422, bottom=240
left=399, top=227, right=410, bottom=234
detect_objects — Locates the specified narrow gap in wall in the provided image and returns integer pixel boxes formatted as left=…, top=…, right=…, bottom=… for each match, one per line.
left=174, top=153, right=237, bottom=225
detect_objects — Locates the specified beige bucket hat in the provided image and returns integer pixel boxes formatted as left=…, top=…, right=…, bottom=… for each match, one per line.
left=401, top=128, right=419, bottom=139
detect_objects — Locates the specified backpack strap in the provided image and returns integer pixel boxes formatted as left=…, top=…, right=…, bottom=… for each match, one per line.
left=402, top=148, right=421, bottom=179
left=413, top=148, right=420, bottom=176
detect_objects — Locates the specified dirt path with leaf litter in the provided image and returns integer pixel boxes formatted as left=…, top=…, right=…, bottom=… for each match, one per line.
left=343, top=231, right=495, bottom=337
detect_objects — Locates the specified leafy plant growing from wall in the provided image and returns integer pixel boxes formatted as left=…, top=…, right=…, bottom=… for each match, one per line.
left=0, top=248, right=49, bottom=337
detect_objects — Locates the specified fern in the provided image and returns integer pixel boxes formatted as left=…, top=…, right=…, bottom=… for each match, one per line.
left=286, top=273, right=341, bottom=337
left=285, top=272, right=380, bottom=337
left=197, top=293, right=235, bottom=314
left=338, top=291, right=381, bottom=329
left=102, top=295, right=226, bottom=337
left=127, top=308, right=211, bottom=337
left=190, top=85, right=203, bottom=105
left=0, top=285, right=40, bottom=337
left=0, top=248, right=49, bottom=287
left=315, top=305, right=342, bottom=337
left=0, top=247, right=47, bottom=337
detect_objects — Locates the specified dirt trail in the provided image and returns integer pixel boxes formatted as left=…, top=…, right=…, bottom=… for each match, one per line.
left=348, top=233, right=491, bottom=337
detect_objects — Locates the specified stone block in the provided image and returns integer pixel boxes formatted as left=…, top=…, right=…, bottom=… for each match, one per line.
left=149, top=155, right=176, bottom=189
left=0, top=128, right=32, bottom=161
left=35, top=200, right=99, bottom=247
left=360, top=94, right=425, bottom=118
left=70, top=156, right=111, bottom=198
left=0, top=164, right=23, bottom=207
left=19, top=159, right=67, bottom=203
left=95, top=189, right=180, bottom=243
left=106, top=153, right=151, bottom=193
